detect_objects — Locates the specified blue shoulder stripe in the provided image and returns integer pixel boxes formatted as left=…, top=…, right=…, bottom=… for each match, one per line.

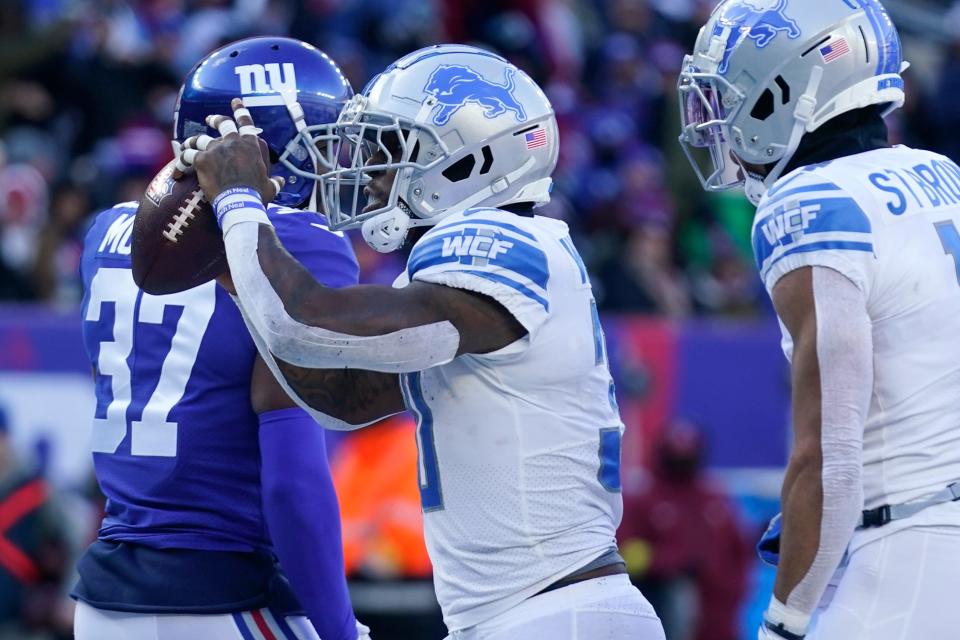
left=459, top=269, right=549, bottom=311
left=408, top=229, right=549, bottom=289
left=560, top=237, right=588, bottom=284
left=763, top=240, right=874, bottom=277
left=434, top=218, right=537, bottom=241
left=753, top=197, right=872, bottom=269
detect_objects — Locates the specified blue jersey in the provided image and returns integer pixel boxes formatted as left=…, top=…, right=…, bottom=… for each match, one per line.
left=79, top=202, right=357, bottom=552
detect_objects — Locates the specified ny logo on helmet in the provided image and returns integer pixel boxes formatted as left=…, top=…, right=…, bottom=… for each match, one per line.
left=714, top=0, right=802, bottom=74
left=424, top=65, right=527, bottom=126
left=234, top=63, right=297, bottom=107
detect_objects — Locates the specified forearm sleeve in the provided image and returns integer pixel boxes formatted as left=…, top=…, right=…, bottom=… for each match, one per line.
left=232, top=293, right=391, bottom=430
left=259, top=408, right=357, bottom=640
left=782, top=266, right=872, bottom=621
left=218, top=195, right=459, bottom=373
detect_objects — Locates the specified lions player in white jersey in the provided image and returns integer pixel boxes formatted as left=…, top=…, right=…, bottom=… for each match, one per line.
left=180, top=45, right=665, bottom=639
left=680, top=1, right=960, bottom=638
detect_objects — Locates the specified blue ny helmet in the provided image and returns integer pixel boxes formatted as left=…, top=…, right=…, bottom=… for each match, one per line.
left=174, top=36, right=353, bottom=209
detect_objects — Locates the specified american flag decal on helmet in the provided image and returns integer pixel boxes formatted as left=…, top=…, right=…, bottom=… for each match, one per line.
left=525, top=129, right=547, bottom=150
left=820, top=38, right=851, bottom=64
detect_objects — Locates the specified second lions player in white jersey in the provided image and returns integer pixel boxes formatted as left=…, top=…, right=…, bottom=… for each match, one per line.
left=184, top=45, right=665, bottom=639
left=680, top=1, right=960, bottom=639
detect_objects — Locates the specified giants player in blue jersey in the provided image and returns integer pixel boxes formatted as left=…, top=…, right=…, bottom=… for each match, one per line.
left=74, top=38, right=368, bottom=640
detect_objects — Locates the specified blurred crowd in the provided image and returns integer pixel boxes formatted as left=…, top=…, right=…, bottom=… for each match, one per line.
left=4, top=3, right=957, bottom=637
left=0, top=0, right=952, bottom=315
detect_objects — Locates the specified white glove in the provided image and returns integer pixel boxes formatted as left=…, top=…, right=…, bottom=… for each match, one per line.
left=356, top=620, right=372, bottom=640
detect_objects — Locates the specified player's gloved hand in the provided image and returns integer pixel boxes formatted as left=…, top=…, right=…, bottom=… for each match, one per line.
left=356, top=620, right=372, bottom=640
left=757, top=512, right=782, bottom=566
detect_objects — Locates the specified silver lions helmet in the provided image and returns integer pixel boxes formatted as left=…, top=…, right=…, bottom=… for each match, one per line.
left=319, top=44, right=559, bottom=252
left=678, top=0, right=908, bottom=205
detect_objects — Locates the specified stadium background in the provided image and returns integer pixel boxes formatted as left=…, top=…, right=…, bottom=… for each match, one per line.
left=0, top=0, right=956, bottom=638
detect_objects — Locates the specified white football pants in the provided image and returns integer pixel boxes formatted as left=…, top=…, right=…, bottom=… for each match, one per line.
left=445, top=574, right=665, bottom=640
left=74, top=601, right=319, bottom=640
left=810, top=526, right=960, bottom=639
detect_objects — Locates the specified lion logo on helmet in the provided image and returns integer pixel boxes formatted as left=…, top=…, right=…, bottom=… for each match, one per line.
left=713, top=0, right=802, bottom=74
left=424, top=65, right=528, bottom=126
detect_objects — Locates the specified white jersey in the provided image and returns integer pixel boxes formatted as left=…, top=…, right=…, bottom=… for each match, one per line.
left=753, top=146, right=960, bottom=531
left=393, top=207, right=624, bottom=631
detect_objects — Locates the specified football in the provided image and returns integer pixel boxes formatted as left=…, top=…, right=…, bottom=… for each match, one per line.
left=131, top=141, right=269, bottom=295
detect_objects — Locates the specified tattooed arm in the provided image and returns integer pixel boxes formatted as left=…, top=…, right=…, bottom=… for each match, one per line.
left=222, top=273, right=405, bottom=425
left=273, top=361, right=405, bottom=425
left=249, top=350, right=404, bottom=423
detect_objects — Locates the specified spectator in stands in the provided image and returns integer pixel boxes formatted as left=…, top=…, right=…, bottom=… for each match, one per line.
left=31, top=181, right=89, bottom=304
left=618, top=420, right=751, bottom=640
left=0, top=0, right=943, bottom=314
left=0, top=156, right=47, bottom=301
left=933, top=2, right=960, bottom=162
left=0, top=404, right=73, bottom=640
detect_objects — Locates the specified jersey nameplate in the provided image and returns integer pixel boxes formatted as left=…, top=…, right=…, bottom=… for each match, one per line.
left=98, top=214, right=135, bottom=256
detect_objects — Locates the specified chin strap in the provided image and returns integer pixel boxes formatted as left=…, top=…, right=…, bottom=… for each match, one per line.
left=448, top=156, right=539, bottom=212
left=361, top=200, right=439, bottom=253
left=362, top=204, right=412, bottom=253
left=362, top=173, right=551, bottom=254
left=748, top=66, right=824, bottom=206
left=374, top=155, right=543, bottom=251
left=746, top=66, right=825, bottom=206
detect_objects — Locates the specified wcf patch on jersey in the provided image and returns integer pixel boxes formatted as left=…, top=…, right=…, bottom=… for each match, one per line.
left=761, top=203, right=821, bottom=245
left=441, top=228, right=514, bottom=267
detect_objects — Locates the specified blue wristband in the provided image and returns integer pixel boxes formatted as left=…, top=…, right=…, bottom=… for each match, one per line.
left=212, top=187, right=264, bottom=229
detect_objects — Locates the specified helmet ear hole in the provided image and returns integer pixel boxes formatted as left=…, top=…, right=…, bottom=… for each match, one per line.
left=751, top=89, right=776, bottom=121
left=750, top=75, right=792, bottom=122
left=441, top=155, right=476, bottom=183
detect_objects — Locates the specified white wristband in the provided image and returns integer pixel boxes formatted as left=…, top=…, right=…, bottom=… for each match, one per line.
left=766, top=597, right=810, bottom=636
left=213, top=187, right=271, bottom=235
